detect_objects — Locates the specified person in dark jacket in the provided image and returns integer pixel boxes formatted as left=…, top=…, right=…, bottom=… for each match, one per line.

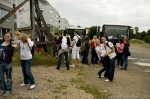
left=0, top=32, right=15, bottom=97
left=56, top=30, right=70, bottom=70
left=121, top=39, right=130, bottom=70
left=81, top=37, right=90, bottom=64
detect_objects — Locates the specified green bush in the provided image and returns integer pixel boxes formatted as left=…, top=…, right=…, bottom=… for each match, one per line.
left=12, top=47, right=58, bottom=66
left=130, top=39, right=145, bottom=44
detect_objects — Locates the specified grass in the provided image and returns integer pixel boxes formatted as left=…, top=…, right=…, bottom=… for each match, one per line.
left=130, top=39, right=146, bottom=44
left=79, top=85, right=107, bottom=99
left=52, top=84, right=68, bottom=94
left=12, top=47, right=58, bottom=66
left=70, top=67, right=108, bottom=99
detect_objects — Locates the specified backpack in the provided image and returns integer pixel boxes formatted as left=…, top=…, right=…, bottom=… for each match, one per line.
left=61, top=36, right=68, bottom=49
left=28, top=43, right=35, bottom=56
left=76, top=36, right=81, bottom=47
left=106, top=42, right=117, bottom=54
left=30, top=46, right=35, bottom=56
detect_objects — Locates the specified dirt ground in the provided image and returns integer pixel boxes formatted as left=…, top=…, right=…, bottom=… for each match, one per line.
left=1, top=43, right=150, bottom=99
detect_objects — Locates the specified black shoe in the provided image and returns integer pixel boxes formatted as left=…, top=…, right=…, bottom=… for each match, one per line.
left=56, top=67, right=59, bottom=70
left=97, top=73, right=101, bottom=78
left=121, top=68, right=124, bottom=70
left=67, top=68, right=70, bottom=70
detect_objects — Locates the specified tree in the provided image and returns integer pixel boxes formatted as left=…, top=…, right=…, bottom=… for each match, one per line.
left=54, top=28, right=61, bottom=35
left=88, top=26, right=97, bottom=39
left=135, top=27, right=139, bottom=33
left=77, top=25, right=81, bottom=28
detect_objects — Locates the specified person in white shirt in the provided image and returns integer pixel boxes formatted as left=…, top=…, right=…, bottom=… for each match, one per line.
left=14, top=31, right=36, bottom=89
left=70, top=30, right=81, bottom=67
left=101, top=36, right=116, bottom=82
left=95, top=39, right=109, bottom=78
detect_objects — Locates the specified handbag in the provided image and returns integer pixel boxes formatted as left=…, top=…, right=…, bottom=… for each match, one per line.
left=125, top=50, right=131, bottom=56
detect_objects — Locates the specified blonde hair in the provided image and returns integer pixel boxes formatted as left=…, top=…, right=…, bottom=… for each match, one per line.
left=15, top=31, right=31, bottom=42
left=93, top=35, right=97, bottom=39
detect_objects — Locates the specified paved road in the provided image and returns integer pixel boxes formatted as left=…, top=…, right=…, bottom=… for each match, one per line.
left=129, top=43, right=150, bottom=66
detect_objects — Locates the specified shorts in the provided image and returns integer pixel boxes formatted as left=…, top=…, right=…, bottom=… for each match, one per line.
left=72, top=50, right=80, bottom=59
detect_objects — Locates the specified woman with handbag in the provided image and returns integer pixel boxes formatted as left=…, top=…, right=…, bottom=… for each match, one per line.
left=121, top=39, right=131, bottom=70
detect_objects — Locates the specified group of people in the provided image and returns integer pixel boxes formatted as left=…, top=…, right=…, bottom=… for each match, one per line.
left=0, top=30, right=130, bottom=96
left=55, top=30, right=131, bottom=82
left=0, top=31, right=36, bottom=97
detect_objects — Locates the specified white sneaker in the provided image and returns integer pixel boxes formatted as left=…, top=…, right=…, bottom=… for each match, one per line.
left=101, top=75, right=104, bottom=78
left=69, top=64, right=75, bottom=67
left=30, top=84, right=36, bottom=89
left=105, top=79, right=110, bottom=82
left=20, top=83, right=27, bottom=87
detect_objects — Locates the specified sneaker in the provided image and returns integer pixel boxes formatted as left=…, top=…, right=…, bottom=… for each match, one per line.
left=69, top=64, right=75, bottom=67
left=56, top=67, right=60, bottom=70
left=3, top=91, right=10, bottom=97
left=101, top=75, right=104, bottom=78
left=30, top=84, right=36, bottom=89
left=105, top=79, right=110, bottom=82
left=20, top=83, right=28, bottom=87
left=0, top=90, right=5, bottom=96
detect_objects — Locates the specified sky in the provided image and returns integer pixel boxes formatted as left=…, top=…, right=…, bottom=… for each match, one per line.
left=47, top=0, right=150, bottom=32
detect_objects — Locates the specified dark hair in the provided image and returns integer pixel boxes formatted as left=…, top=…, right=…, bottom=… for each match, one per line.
left=74, top=30, right=78, bottom=34
left=119, top=39, right=123, bottom=43
left=100, top=35, right=108, bottom=40
left=63, top=30, right=67, bottom=36
left=3, top=32, right=12, bottom=41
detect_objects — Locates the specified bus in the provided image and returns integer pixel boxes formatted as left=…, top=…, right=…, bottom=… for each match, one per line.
left=100, top=24, right=131, bottom=43
left=66, top=27, right=86, bottom=41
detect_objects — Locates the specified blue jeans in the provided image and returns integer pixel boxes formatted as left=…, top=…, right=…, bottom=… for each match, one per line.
left=57, top=52, right=69, bottom=69
left=98, top=57, right=107, bottom=76
left=21, top=59, right=35, bottom=85
left=122, top=54, right=128, bottom=70
left=0, top=62, right=13, bottom=92
left=82, top=49, right=89, bottom=64
left=108, top=57, right=116, bottom=81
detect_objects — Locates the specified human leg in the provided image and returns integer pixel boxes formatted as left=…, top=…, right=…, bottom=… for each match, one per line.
left=82, top=50, right=86, bottom=64
left=64, top=52, right=69, bottom=70
left=98, top=58, right=107, bottom=77
left=91, top=49, right=94, bottom=64
left=56, top=52, right=63, bottom=70
left=0, top=64, right=6, bottom=93
left=108, top=57, right=116, bottom=81
left=24, top=59, right=35, bottom=85
left=76, top=50, right=80, bottom=65
left=85, top=49, right=89, bottom=64
left=5, top=63, right=13, bottom=92
left=21, top=60, right=29, bottom=84
left=123, top=54, right=128, bottom=70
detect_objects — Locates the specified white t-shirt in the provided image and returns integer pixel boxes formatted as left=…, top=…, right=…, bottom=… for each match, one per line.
left=72, top=35, right=80, bottom=51
left=95, top=44, right=106, bottom=60
left=104, top=41, right=116, bottom=59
